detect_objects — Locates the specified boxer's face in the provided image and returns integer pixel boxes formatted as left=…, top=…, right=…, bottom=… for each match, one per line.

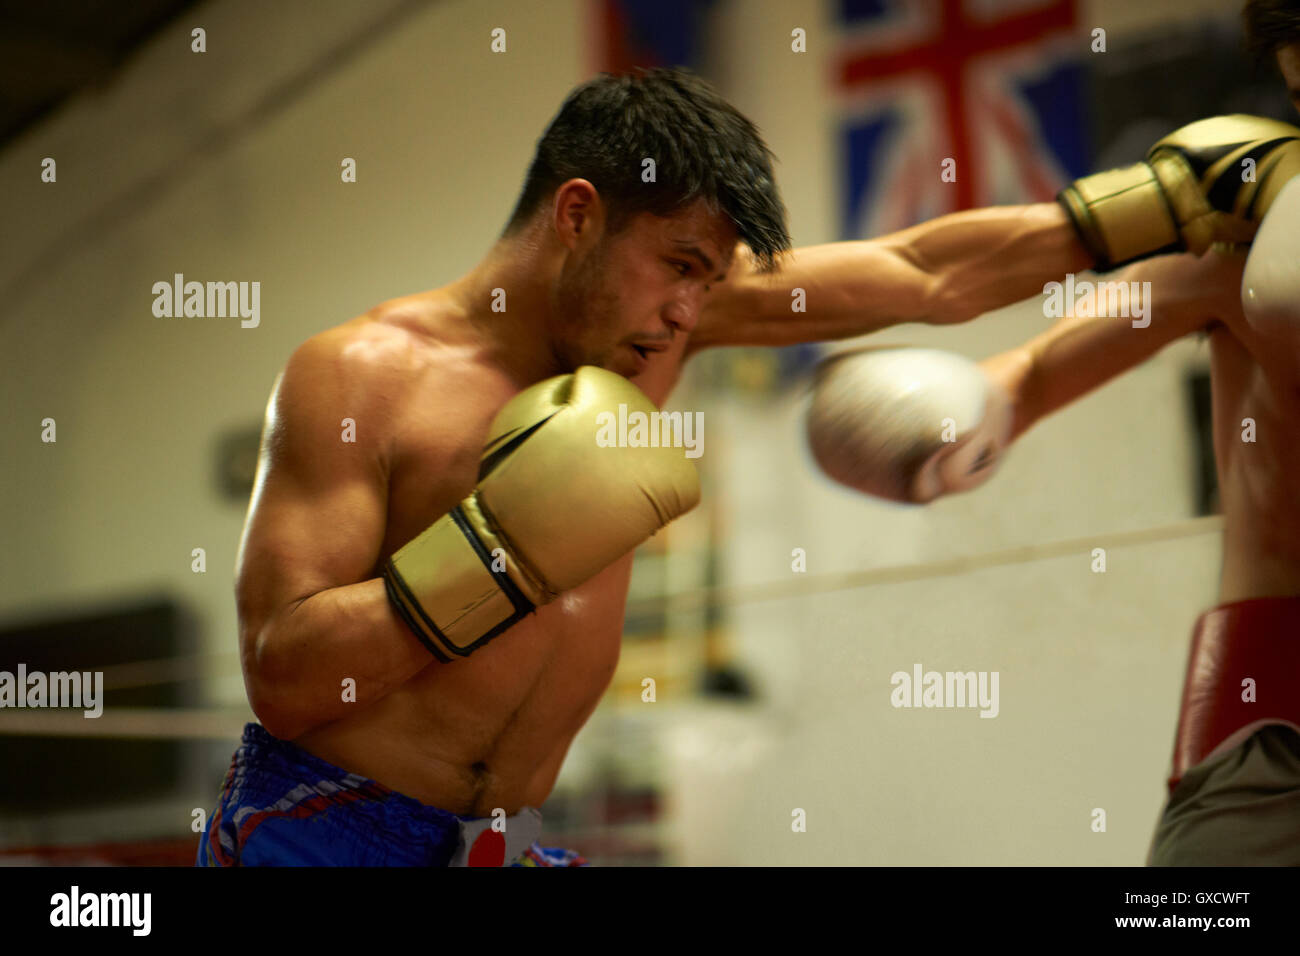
left=1278, top=42, right=1300, bottom=117
left=553, top=199, right=736, bottom=378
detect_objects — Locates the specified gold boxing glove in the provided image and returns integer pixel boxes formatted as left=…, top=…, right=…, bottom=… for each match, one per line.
left=383, top=366, right=700, bottom=660
left=1059, top=114, right=1300, bottom=269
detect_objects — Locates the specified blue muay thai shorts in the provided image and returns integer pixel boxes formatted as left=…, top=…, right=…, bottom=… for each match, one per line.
left=197, top=723, right=587, bottom=867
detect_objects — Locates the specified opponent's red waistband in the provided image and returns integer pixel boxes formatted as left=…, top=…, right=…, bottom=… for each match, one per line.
left=1168, top=595, right=1300, bottom=792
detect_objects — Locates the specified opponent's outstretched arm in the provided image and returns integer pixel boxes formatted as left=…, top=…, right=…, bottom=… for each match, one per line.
left=806, top=249, right=1244, bottom=504
left=988, top=249, right=1246, bottom=443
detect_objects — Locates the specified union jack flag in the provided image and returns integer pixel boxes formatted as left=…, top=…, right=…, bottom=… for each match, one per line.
left=835, top=0, right=1090, bottom=239
left=593, top=0, right=717, bottom=74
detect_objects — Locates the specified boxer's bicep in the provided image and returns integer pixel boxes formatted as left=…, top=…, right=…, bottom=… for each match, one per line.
left=235, top=338, right=393, bottom=657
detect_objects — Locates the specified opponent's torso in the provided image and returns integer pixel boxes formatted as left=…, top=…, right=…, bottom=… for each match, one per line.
left=294, top=302, right=687, bottom=816
left=1208, top=318, right=1300, bottom=603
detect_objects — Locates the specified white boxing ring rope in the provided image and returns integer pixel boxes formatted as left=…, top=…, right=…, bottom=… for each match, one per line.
left=0, top=514, right=1225, bottom=740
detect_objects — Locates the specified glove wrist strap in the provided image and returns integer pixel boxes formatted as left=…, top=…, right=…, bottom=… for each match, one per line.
left=383, top=498, right=538, bottom=660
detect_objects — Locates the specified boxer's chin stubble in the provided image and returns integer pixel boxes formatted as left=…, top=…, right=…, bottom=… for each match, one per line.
left=551, top=314, right=616, bottom=373
left=554, top=268, right=615, bottom=372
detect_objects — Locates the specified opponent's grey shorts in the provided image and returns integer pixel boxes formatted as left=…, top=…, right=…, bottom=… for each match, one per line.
left=1149, top=724, right=1300, bottom=865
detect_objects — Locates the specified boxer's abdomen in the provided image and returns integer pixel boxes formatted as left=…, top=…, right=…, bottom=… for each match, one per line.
left=294, top=551, right=632, bottom=816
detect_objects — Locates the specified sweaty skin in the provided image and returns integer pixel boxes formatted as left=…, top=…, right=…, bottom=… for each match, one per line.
left=236, top=190, right=1089, bottom=818
left=1221, top=39, right=1300, bottom=600
left=1207, top=288, right=1300, bottom=603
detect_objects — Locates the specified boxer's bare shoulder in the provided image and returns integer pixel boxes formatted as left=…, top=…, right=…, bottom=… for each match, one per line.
left=274, top=295, right=472, bottom=454
left=277, top=293, right=523, bottom=555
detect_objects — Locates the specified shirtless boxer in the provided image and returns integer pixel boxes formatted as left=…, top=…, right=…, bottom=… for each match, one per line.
left=807, top=0, right=1300, bottom=865
left=197, top=66, right=1288, bottom=866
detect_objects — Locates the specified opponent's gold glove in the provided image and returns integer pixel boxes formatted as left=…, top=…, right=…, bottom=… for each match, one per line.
left=1059, top=114, right=1300, bottom=269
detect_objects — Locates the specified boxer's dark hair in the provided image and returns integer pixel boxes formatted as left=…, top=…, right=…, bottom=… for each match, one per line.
left=1242, top=0, right=1300, bottom=66
left=504, top=67, right=790, bottom=272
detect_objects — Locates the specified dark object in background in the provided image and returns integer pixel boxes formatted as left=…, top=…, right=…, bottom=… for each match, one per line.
left=215, top=423, right=262, bottom=502
left=1186, top=368, right=1218, bottom=517
left=0, top=599, right=190, bottom=812
left=0, top=0, right=207, bottom=149
left=700, top=663, right=754, bottom=699
left=1089, top=17, right=1294, bottom=170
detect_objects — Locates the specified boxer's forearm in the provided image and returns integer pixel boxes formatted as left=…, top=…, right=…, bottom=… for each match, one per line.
left=990, top=253, right=1229, bottom=439
left=244, top=578, right=432, bottom=740
left=884, top=203, right=1092, bottom=326
left=693, top=203, right=1091, bottom=349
